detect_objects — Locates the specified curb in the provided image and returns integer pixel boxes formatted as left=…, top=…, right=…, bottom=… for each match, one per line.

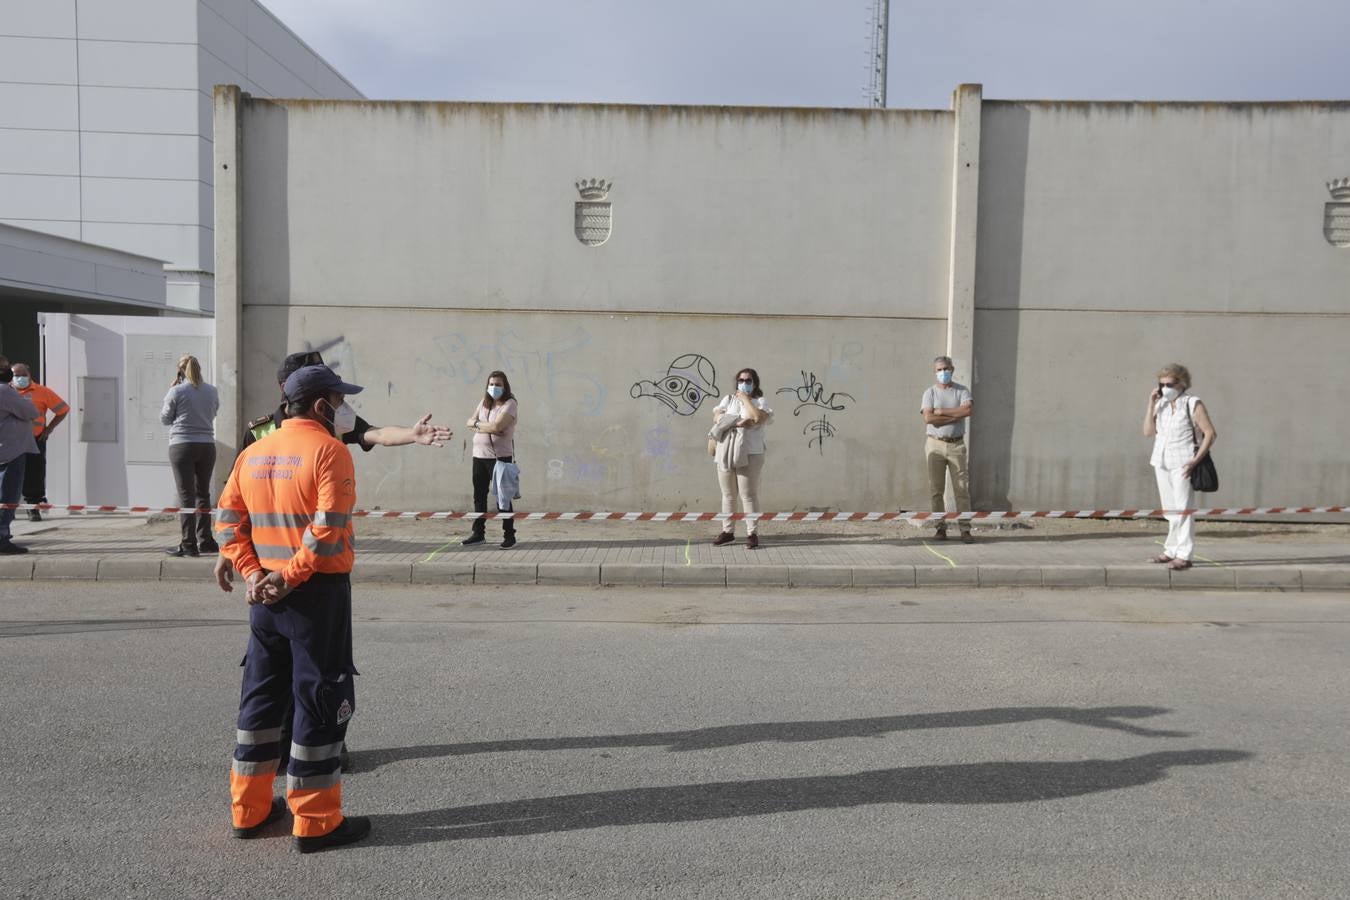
left=5, top=559, right=1348, bottom=591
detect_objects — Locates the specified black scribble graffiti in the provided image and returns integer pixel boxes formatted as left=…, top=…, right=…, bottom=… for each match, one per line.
left=631, top=354, right=719, bottom=416
left=777, top=371, right=855, bottom=416
left=804, top=415, right=837, bottom=454
left=777, top=371, right=854, bottom=453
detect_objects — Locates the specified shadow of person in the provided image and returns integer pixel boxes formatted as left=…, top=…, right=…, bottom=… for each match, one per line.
left=367, top=749, right=1250, bottom=846
left=354, top=705, right=1190, bottom=772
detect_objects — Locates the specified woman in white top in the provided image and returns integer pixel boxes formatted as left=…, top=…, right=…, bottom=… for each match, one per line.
left=1142, top=363, right=1217, bottom=570
left=464, top=370, right=519, bottom=549
left=711, top=367, right=773, bottom=549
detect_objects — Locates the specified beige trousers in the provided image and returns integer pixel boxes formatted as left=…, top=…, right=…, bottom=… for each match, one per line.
left=925, top=437, right=971, bottom=531
left=718, top=453, right=765, bottom=535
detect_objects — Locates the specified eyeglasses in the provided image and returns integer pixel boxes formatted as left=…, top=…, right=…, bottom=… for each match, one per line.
left=1158, top=381, right=1178, bottom=389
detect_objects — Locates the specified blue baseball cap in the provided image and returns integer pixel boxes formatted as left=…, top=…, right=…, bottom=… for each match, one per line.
left=283, top=364, right=363, bottom=403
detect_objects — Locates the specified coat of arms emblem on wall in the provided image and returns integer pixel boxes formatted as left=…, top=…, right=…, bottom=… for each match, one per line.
left=1326, top=178, right=1350, bottom=247
left=575, top=179, right=613, bottom=246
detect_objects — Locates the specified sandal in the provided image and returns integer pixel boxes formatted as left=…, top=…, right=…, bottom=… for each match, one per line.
left=1166, top=559, right=1192, bottom=570
left=1149, top=553, right=1174, bottom=564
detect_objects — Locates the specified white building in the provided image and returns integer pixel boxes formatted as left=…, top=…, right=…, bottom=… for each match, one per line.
left=0, top=0, right=361, bottom=506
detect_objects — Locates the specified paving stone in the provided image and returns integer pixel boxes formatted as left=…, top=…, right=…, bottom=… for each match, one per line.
left=1106, top=566, right=1170, bottom=588
left=97, top=559, right=163, bottom=580
left=1169, top=566, right=1236, bottom=590
left=159, top=558, right=214, bottom=581
left=914, top=566, right=978, bottom=587
left=474, top=563, right=538, bottom=585
left=409, top=562, right=471, bottom=585
left=852, top=566, right=917, bottom=587
left=978, top=565, right=1043, bottom=588
left=788, top=566, right=853, bottom=588
left=356, top=561, right=414, bottom=583
left=0, top=558, right=34, bottom=579
left=1041, top=566, right=1106, bottom=588
left=34, top=558, right=100, bottom=580
left=663, top=565, right=726, bottom=587
left=600, top=563, right=662, bottom=586
left=537, top=563, right=600, bottom=586
left=726, top=565, right=789, bottom=586
left=1233, top=566, right=1302, bottom=591
left=1299, top=566, right=1350, bottom=591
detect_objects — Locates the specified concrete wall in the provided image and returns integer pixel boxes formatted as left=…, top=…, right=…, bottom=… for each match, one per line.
left=0, top=0, right=360, bottom=314
left=222, top=92, right=1350, bottom=513
left=973, top=101, right=1350, bottom=508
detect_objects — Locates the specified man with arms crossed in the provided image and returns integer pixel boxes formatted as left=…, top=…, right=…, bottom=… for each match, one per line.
left=920, top=356, right=975, bottom=543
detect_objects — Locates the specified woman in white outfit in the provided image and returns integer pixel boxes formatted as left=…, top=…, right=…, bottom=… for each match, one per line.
left=1142, top=363, right=1216, bottom=570
left=711, top=367, right=773, bottom=549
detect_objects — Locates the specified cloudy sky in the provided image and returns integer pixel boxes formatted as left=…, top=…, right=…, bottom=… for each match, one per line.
left=264, top=0, right=1349, bottom=108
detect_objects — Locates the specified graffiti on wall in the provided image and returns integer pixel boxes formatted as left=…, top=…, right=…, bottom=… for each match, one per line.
left=630, top=353, right=719, bottom=416
left=776, top=370, right=856, bottom=455
left=413, top=326, right=607, bottom=415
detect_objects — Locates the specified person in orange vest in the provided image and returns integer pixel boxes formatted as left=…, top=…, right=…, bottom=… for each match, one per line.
left=11, top=363, right=69, bottom=522
left=215, top=364, right=371, bottom=853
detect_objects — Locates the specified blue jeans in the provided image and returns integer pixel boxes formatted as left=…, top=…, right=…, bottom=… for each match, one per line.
left=0, top=454, right=27, bottom=540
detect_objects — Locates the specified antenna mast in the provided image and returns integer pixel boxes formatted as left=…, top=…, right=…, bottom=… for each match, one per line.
left=866, top=0, right=889, bottom=108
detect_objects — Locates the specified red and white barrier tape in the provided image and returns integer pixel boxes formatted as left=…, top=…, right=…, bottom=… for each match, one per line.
left=4, top=504, right=1347, bottom=520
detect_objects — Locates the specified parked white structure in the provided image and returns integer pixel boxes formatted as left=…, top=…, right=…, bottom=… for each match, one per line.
left=0, top=0, right=360, bottom=506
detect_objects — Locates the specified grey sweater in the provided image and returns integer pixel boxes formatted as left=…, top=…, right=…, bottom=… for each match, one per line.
left=0, top=385, right=38, bottom=465
left=160, top=382, right=219, bottom=444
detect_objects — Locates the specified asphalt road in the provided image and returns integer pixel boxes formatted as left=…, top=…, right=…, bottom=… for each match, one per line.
left=3, top=582, right=1348, bottom=898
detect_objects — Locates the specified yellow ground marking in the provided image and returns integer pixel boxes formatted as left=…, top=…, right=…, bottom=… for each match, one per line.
left=922, top=541, right=957, bottom=568
left=1152, top=539, right=1223, bottom=566
left=424, top=539, right=456, bottom=562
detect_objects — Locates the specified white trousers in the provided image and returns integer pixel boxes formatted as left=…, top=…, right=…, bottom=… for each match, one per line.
left=718, top=453, right=765, bottom=535
left=1153, top=463, right=1196, bottom=561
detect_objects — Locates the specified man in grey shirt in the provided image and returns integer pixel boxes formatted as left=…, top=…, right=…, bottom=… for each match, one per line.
left=0, top=362, right=39, bottom=554
left=920, top=355, right=974, bottom=542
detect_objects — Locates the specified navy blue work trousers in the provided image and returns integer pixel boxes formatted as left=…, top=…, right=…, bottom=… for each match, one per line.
left=232, top=573, right=357, bottom=792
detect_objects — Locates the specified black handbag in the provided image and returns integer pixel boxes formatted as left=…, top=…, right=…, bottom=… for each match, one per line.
left=1183, top=399, right=1218, bottom=492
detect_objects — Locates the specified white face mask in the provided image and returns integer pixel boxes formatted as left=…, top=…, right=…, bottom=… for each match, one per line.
left=737, top=381, right=754, bottom=393
left=1161, top=386, right=1180, bottom=402
left=12, top=376, right=30, bottom=389
left=331, top=400, right=357, bottom=436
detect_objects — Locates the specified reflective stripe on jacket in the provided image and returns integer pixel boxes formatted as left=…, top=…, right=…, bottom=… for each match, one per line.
left=216, top=418, right=356, bottom=585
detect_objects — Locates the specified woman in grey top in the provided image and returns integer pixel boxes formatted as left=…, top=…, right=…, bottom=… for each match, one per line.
left=160, top=355, right=219, bottom=557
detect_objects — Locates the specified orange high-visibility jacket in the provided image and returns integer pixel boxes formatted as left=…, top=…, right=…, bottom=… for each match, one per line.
left=18, top=383, right=69, bottom=437
left=216, top=418, right=356, bottom=586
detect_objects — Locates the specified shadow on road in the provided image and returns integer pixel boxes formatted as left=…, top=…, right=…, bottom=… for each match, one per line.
left=354, top=705, right=1191, bottom=772
left=366, top=749, right=1250, bottom=845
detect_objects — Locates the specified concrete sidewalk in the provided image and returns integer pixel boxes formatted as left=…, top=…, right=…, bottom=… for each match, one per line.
left=2, top=512, right=1347, bottom=591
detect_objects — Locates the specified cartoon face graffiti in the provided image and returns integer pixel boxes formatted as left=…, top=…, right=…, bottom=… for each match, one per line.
left=630, top=353, right=719, bottom=416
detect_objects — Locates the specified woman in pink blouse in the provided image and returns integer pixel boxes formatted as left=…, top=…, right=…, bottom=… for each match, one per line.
left=463, top=370, right=519, bottom=548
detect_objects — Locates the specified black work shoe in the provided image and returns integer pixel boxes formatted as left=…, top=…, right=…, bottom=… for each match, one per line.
left=711, top=532, right=735, bottom=547
left=199, top=540, right=220, bottom=554
left=933, top=529, right=948, bottom=541
left=165, top=545, right=199, bottom=557
left=0, top=538, right=29, bottom=555
left=294, top=815, right=371, bottom=854
left=746, top=534, right=760, bottom=550
left=27, top=508, right=41, bottom=522
left=461, top=533, right=485, bottom=546
left=960, top=531, right=975, bottom=544
left=233, top=796, right=287, bottom=839
left=500, top=534, right=517, bottom=549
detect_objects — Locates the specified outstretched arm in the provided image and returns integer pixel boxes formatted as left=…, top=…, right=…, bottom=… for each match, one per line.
left=362, top=414, right=453, bottom=447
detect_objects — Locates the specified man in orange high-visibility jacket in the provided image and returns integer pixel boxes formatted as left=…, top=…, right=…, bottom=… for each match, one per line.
left=215, top=364, right=371, bottom=854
